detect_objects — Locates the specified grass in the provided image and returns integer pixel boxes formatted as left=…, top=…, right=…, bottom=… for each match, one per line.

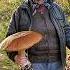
left=0, top=50, right=21, bottom=70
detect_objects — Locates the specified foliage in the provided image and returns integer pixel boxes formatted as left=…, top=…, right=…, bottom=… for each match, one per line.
left=56, top=0, right=70, bottom=15
left=0, top=49, right=21, bottom=70
left=0, top=0, right=23, bottom=42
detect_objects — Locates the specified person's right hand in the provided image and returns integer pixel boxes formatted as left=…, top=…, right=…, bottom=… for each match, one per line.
left=14, top=55, right=28, bottom=66
left=14, top=55, right=32, bottom=70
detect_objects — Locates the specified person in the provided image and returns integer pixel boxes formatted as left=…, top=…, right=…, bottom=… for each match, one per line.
left=6, top=0, right=70, bottom=70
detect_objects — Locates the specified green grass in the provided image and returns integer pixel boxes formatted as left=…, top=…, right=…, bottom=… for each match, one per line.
left=0, top=50, right=21, bottom=70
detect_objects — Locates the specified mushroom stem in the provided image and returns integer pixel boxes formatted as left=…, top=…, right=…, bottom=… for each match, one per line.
left=18, top=50, right=25, bottom=57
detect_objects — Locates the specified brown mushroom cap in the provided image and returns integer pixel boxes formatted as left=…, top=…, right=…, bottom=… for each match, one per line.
left=0, top=31, right=42, bottom=52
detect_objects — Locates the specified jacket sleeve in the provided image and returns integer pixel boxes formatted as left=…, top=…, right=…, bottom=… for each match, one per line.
left=6, top=9, right=19, bottom=61
left=6, top=7, right=22, bottom=61
left=63, top=14, right=70, bottom=49
left=59, top=5, right=70, bottom=49
left=6, top=8, right=21, bottom=37
left=6, top=4, right=31, bottom=61
left=55, top=3, right=70, bottom=49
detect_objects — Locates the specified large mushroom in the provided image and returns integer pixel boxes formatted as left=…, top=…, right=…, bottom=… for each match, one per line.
left=0, top=31, right=42, bottom=69
left=0, top=31, right=42, bottom=54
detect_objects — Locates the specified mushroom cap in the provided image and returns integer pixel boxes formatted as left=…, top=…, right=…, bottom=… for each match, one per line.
left=0, top=31, right=42, bottom=52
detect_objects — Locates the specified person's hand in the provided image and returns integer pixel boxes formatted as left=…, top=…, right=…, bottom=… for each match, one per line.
left=14, top=55, right=28, bottom=66
left=14, top=55, right=31, bottom=70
